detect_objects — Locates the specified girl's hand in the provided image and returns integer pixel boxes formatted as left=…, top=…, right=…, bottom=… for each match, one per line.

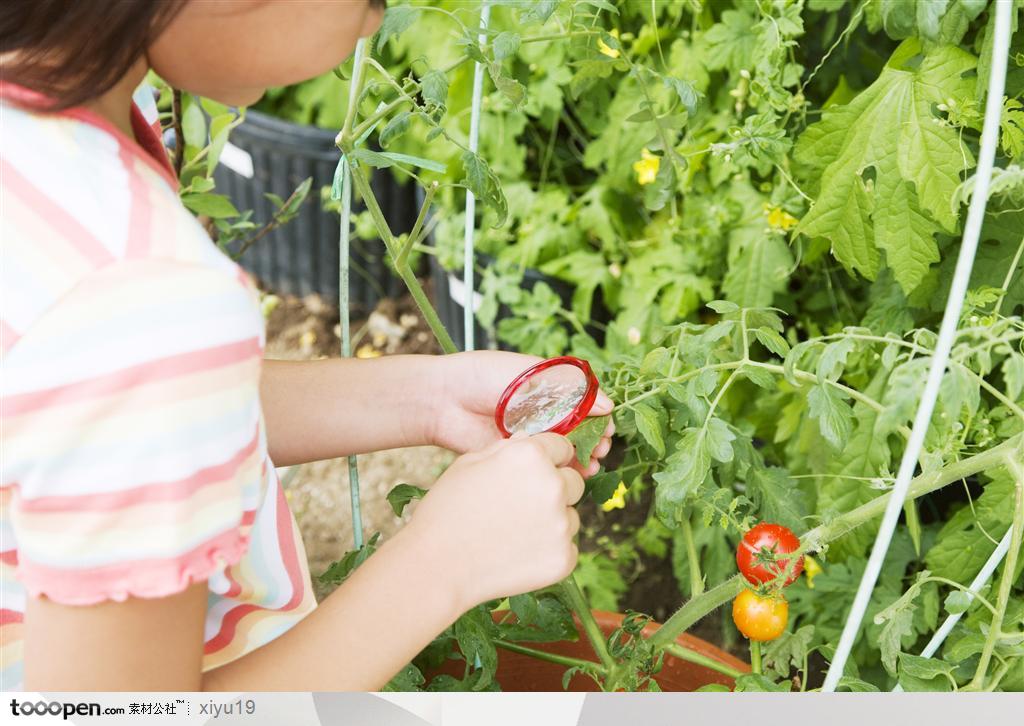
left=404, top=433, right=584, bottom=607
left=428, top=351, right=615, bottom=476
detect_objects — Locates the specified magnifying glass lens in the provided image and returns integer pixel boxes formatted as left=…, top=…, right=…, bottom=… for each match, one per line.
left=502, top=363, right=588, bottom=436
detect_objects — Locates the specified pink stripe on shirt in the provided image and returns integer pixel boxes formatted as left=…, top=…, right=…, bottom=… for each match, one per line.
left=2, top=336, right=262, bottom=417
left=17, top=430, right=260, bottom=513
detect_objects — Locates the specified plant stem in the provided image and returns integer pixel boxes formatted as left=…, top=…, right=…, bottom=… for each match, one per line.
left=680, top=514, right=704, bottom=597
left=171, top=89, right=184, bottom=177
left=397, top=181, right=437, bottom=268
left=993, top=234, right=1024, bottom=316
left=664, top=643, right=745, bottom=679
left=649, top=577, right=743, bottom=649
left=968, top=455, right=1023, bottom=690
left=801, top=434, right=1021, bottom=553
left=492, top=639, right=605, bottom=674
left=347, top=164, right=457, bottom=353
left=560, top=576, right=617, bottom=676
left=750, top=641, right=762, bottom=675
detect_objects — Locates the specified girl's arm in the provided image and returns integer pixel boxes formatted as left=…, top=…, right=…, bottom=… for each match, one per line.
left=261, top=352, right=615, bottom=470
left=259, top=356, right=443, bottom=466
left=24, top=434, right=583, bottom=691
left=24, top=527, right=460, bottom=691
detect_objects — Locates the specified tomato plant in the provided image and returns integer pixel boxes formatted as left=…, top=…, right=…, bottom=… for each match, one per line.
left=736, top=523, right=804, bottom=587
left=307, top=0, right=1024, bottom=693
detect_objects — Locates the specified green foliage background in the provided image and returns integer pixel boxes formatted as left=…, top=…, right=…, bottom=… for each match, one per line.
left=285, top=0, right=1024, bottom=691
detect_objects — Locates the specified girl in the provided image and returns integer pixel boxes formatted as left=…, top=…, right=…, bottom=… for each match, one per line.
left=0, top=0, right=614, bottom=691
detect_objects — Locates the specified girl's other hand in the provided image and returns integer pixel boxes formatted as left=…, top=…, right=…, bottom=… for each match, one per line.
left=428, top=351, right=615, bottom=477
left=404, top=433, right=584, bottom=607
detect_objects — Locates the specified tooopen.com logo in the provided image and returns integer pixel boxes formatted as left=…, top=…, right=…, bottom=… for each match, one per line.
left=10, top=699, right=126, bottom=719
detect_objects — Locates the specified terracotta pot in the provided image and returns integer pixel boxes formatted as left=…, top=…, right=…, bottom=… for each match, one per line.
left=432, top=610, right=748, bottom=692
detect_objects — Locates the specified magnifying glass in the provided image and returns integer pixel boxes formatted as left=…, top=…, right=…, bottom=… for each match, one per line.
left=494, top=356, right=599, bottom=438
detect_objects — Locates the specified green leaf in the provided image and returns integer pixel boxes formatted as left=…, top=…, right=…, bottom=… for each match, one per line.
left=567, top=415, right=610, bottom=467
left=746, top=467, right=810, bottom=533
left=488, top=63, right=527, bottom=108
left=318, top=532, right=381, bottom=585
left=421, top=70, right=449, bottom=109
left=379, top=111, right=411, bottom=148
left=663, top=76, right=701, bottom=116
left=925, top=471, right=1015, bottom=582
left=461, top=151, right=508, bottom=226
left=898, top=653, right=954, bottom=691
left=794, top=41, right=976, bottom=290
left=742, top=364, right=777, bottom=390
left=704, top=9, right=759, bottom=72
left=654, top=428, right=710, bottom=524
left=492, top=31, right=521, bottom=61
left=386, top=483, right=426, bottom=517
left=874, top=574, right=927, bottom=674
left=836, top=676, right=881, bottom=692
left=377, top=5, right=419, bottom=49
left=350, top=148, right=447, bottom=173
left=503, top=593, right=578, bottom=643
left=707, top=300, right=739, bottom=314
left=181, top=97, right=206, bottom=149
left=754, top=327, right=790, bottom=357
left=383, top=664, right=424, bottom=692
left=943, top=590, right=972, bottom=615
left=453, top=607, right=498, bottom=690
left=806, top=383, right=853, bottom=448
left=181, top=193, right=239, bottom=219
left=723, top=236, right=794, bottom=308
left=733, top=673, right=791, bottom=692
left=633, top=402, right=666, bottom=457
left=763, top=624, right=815, bottom=680
left=704, top=417, right=735, bottom=463
left=585, top=469, right=621, bottom=504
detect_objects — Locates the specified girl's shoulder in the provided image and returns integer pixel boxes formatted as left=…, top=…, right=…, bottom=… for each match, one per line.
left=0, top=84, right=257, bottom=357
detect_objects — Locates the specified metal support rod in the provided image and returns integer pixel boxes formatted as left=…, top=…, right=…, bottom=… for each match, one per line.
left=462, top=1, right=491, bottom=351
left=340, top=38, right=369, bottom=550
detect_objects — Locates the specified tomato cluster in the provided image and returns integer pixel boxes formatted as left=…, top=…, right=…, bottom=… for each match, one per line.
left=731, top=523, right=804, bottom=642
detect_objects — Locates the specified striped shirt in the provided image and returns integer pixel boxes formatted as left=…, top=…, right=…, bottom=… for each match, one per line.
left=0, top=83, right=316, bottom=690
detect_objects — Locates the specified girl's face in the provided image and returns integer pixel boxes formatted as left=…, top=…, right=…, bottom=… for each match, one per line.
left=147, top=0, right=384, bottom=106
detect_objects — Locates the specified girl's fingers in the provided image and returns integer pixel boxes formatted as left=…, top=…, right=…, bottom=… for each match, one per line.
left=584, top=459, right=600, bottom=477
left=567, top=507, right=581, bottom=538
left=603, top=420, right=615, bottom=437
left=591, top=391, right=614, bottom=415
left=560, top=466, right=585, bottom=505
left=593, top=438, right=612, bottom=459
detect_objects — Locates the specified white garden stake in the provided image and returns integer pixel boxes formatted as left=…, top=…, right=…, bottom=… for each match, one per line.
left=338, top=38, right=369, bottom=550
left=822, top=0, right=1015, bottom=691
left=462, top=1, right=491, bottom=351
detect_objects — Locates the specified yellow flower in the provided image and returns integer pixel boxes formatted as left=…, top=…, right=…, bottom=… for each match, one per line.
left=763, top=203, right=799, bottom=231
left=804, top=555, right=823, bottom=589
left=598, top=29, right=620, bottom=58
left=633, top=148, right=660, bottom=186
left=601, top=481, right=628, bottom=512
left=356, top=344, right=382, bottom=359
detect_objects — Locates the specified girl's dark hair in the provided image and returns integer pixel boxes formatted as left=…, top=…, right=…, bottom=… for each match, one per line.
left=0, top=0, right=188, bottom=110
left=1, top=0, right=388, bottom=111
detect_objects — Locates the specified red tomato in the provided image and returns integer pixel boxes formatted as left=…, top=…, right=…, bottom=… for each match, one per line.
left=732, top=589, right=788, bottom=641
left=736, top=523, right=804, bottom=586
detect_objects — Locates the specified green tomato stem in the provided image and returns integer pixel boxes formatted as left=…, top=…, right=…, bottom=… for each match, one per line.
left=680, top=514, right=705, bottom=598
left=492, top=639, right=604, bottom=675
left=663, top=643, right=745, bottom=680
left=750, top=640, right=762, bottom=675
left=559, top=576, right=617, bottom=679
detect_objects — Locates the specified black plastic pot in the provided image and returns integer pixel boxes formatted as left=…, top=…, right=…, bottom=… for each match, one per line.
left=429, top=251, right=609, bottom=352
left=214, top=110, right=418, bottom=313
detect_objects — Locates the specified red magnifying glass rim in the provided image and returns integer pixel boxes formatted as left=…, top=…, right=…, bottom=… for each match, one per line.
left=494, top=356, right=599, bottom=438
